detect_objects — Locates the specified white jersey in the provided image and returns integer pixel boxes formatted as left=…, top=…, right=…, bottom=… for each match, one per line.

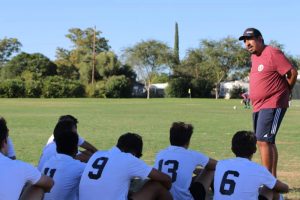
left=213, top=157, right=277, bottom=200
left=38, top=135, right=84, bottom=171
left=79, top=147, right=152, bottom=200
left=42, top=154, right=86, bottom=200
left=47, top=134, right=85, bottom=146
left=38, top=142, right=57, bottom=171
left=154, top=145, right=209, bottom=200
left=0, top=153, right=41, bottom=200
left=7, top=137, right=16, bottom=158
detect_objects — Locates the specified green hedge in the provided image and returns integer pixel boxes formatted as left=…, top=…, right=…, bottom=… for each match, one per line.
left=0, top=77, right=85, bottom=98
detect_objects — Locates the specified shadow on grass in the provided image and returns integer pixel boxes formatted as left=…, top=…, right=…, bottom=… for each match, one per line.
left=285, top=187, right=300, bottom=200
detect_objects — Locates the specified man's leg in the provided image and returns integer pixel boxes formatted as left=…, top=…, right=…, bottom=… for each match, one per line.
left=255, top=108, right=286, bottom=177
left=257, top=141, right=274, bottom=174
left=271, top=144, right=278, bottom=177
left=190, top=168, right=215, bottom=200
left=131, top=180, right=173, bottom=200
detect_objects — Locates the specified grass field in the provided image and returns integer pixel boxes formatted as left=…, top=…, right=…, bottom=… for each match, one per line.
left=0, top=98, right=299, bottom=199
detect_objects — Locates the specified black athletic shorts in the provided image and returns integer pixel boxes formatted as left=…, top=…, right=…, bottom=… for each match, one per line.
left=253, top=108, right=286, bottom=144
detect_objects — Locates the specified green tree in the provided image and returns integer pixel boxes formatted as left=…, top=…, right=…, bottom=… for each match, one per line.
left=124, top=40, right=173, bottom=99
left=0, top=37, right=22, bottom=67
left=198, top=37, right=250, bottom=98
left=2, top=52, right=57, bottom=80
left=56, top=27, right=110, bottom=82
left=174, top=22, right=180, bottom=65
left=55, top=47, right=79, bottom=80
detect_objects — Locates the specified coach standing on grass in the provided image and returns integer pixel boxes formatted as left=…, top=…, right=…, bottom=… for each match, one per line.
left=239, top=28, right=298, bottom=177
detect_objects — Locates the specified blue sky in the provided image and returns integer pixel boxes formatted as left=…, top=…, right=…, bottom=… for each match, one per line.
left=1, top=0, right=299, bottom=60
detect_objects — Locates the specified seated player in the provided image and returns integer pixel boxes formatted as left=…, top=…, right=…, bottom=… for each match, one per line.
left=42, top=122, right=86, bottom=200
left=38, top=115, right=96, bottom=170
left=154, top=122, right=217, bottom=200
left=47, top=115, right=97, bottom=153
left=79, top=132, right=173, bottom=200
left=0, top=116, right=53, bottom=200
left=213, top=131, right=289, bottom=200
left=7, top=136, right=16, bottom=159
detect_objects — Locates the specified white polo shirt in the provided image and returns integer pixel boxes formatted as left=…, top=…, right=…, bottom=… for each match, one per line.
left=38, top=135, right=85, bottom=171
left=213, top=157, right=277, bottom=200
left=42, top=153, right=86, bottom=200
left=7, top=137, right=16, bottom=158
left=154, top=145, right=209, bottom=200
left=0, top=153, right=41, bottom=200
left=79, top=147, right=152, bottom=200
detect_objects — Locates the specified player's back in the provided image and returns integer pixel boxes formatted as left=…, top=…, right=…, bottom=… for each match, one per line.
left=42, top=154, right=85, bottom=200
left=154, top=146, right=209, bottom=200
left=38, top=142, right=57, bottom=171
left=0, top=153, right=41, bottom=200
left=213, top=157, right=276, bottom=200
left=79, top=147, right=151, bottom=200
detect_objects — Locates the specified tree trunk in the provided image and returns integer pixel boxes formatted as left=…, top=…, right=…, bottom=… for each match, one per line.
left=215, top=85, right=219, bottom=99
left=147, top=87, right=150, bottom=99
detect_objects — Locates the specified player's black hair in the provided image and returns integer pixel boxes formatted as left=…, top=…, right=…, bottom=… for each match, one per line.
left=231, top=131, right=257, bottom=158
left=53, top=120, right=76, bottom=141
left=169, top=122, right=193, bottom=146
left=55, top=130, right=79, bottom=156
left=0, top=117, right=8, bottom=148
left=58, top=115, right=78, bottom=126
left=117, top=133, right=143, bottom=158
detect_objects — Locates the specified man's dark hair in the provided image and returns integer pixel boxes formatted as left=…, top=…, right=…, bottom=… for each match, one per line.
left=53, top=120, right=76, bottom=141
left=0, top=117, right=8, bottom=148
left=55, top=130, right=79, bottom=156
left=170, top=122, right=193, bottom=146
left=232, top=131, right=257, bottom=158
left=58, top=115, right=78, bottom=126
left=117, top=133, right=143, bottom=158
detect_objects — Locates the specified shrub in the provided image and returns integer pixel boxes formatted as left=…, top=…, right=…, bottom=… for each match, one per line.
left=0, top=79, right=25, bottom=98
left=105, top=75, right=132, bottom=98
left=42, top=76, right=85, bottom=98
left=165, top=77, right=191, bottom=97
left=230, top=86, right=246, bottom=99
left=86, top=81, right=106, bottom=98
left=190, top=78, right=214, bottom=98
left=25, top=80, right=42, bottom=97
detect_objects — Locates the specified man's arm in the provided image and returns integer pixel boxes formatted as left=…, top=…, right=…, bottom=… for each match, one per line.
left=286, top=68, right=298, bottom=90
left=34, top=174, right=54, bottom=192
left=80, top=141, right=98, bottom=153
left=19, top=175, right=54, bottom=200
left=204, top=158, right=217, bottom=171
left=272, top=180, right=289, bottom=193
left=148, top=168, right=172, bottom=190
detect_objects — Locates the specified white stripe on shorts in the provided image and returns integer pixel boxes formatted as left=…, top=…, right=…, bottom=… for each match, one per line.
left=271, top=108, right=282, bottom=135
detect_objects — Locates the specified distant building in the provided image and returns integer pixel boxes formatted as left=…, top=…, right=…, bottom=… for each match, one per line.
left=132, top=82, right=146, bottom=97
left=219, top=79, right=249, bottom=99
left=150, top=83, right=168, bottom=97
left=220, top=71, right=300, bottom=99
left=132, top=82, right=168, bottom=98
